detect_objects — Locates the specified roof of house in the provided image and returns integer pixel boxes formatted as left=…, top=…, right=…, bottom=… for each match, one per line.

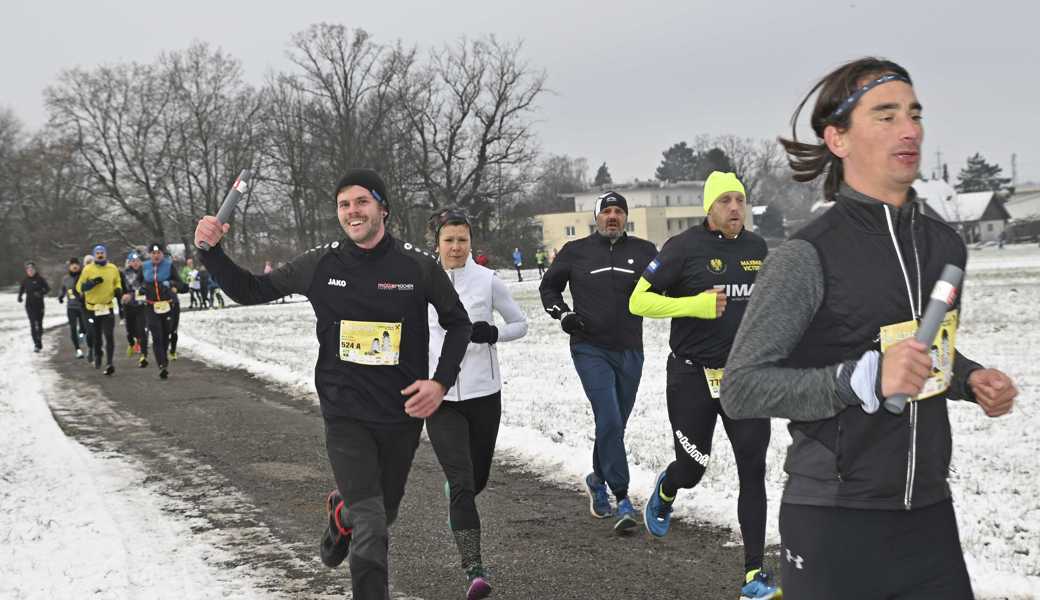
left=1006, top=191, right=1040, bottom=221
left=912, top=179, right=1007, bottom=223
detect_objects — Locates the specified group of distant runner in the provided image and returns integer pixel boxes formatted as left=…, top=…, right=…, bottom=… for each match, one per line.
left=17, top=242, right=228, bottom=379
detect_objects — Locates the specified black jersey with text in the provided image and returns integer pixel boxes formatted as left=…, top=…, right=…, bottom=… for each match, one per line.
left=642, top=222, right=768, bottom=367
left=200, top=233, right=471, bottom=424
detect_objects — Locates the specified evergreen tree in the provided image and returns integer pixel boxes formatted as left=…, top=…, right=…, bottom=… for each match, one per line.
left=593, top=162, right=613, bottom=186
left=655, top=141, right=697, bottom=182
left=956, top=153, right=1011, bottom=193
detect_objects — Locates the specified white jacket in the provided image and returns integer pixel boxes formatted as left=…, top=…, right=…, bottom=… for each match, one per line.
left=428, top=255, right=528, bottom=401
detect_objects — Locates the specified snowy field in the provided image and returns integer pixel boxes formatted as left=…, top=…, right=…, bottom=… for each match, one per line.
left=0, top=301, right=314, bottom=598
left=177, top=244, right=1040, bottom=599
left=1, top=243, right=1036, bottom=599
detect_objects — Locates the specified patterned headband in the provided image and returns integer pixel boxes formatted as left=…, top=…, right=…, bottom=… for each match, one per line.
left=829, top=73, right=912, bottom=121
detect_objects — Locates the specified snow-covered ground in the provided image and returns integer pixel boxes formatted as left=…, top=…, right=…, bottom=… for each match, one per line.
left=176, top=243, right=1040, bottom=599
left=2, top=243, right=1036, bottom=598
left=0, top=298, right=312, bottom=599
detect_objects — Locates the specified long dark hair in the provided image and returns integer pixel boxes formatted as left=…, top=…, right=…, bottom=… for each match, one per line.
left=779, top=57, right=912, bottom=200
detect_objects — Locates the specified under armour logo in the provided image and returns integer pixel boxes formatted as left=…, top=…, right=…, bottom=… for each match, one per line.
left=785, top=548, right=804, bottom=570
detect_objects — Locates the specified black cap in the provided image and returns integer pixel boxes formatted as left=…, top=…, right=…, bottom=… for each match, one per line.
left=594, top=191, right=628, bottom=215
left=68, top=257, right=80, bottom=264
left=334, top=169, right=389, bottom=215
left=148, top=242, right=165, bottom=253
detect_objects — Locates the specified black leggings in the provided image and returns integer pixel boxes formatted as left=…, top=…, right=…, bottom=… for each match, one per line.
left=779, top=500, right=973, bottom=599
left=426, top=392, right=502, bottom=531
left=662, top=355, right=770, bottom=573
left=26, top=304, right=44, bottom=349
left=146, top=309, right=173, bottom=367
left=124, top=305, right=148, bottom=353
left=168, top=302, right=180, bottom=353
left=66, top=306, right=86, bottom=350
left=325, top=416, right=422, bottom=600
left=87, top=311, right=115, bottom=366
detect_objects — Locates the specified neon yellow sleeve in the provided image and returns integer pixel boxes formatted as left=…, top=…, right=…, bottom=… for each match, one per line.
left=628, top=277, right=718, bottom=319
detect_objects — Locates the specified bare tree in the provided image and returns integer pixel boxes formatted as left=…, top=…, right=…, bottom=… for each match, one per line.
left=45, top=62, right=176, bottom=241
left=399, top=36, right=547, bottom=238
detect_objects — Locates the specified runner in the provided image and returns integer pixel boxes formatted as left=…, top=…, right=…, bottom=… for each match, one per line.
left=195, top=168, right=471, bottom=600
left=511, top=247, right=523, bottom=282
left=721, top=57, right=1019, bottom=600
left=426, top=208, right=528, bottom=599
left=183, top=257, right=201, bottom=309
left=77, top=244, right=123, bottom=375
left=539, top=191, right=657, bottom=533
left=121, top=251, right=150, bottom=365
left=535, top=248, right=547, bottom=278
left=142, top=243, right=184, bottom=379
left=57, top=257, right=88, bottom=358
left=629, top=172, right=778, bottom=600
left=17, top=261, right=50, bottom=352
left=81, top=254, right=96, bottom=362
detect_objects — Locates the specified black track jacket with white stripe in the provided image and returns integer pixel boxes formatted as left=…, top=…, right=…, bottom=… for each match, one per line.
left=200, top=233, right=471, bottom=425
left=539, top=231, right=657, bottom=351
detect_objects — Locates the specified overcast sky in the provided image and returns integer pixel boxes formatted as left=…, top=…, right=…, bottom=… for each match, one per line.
left=4, top=0, right=1038, bottom=184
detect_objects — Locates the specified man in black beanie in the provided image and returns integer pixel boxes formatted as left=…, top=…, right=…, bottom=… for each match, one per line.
left=195, top=167, right=471, bottom=600
left=539, top=190, right=657, bottom=533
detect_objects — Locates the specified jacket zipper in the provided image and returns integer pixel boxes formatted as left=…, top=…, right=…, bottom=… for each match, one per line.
left=885, top=204, right=923, bottom=511
left=449, top=269, right=464, bottom=401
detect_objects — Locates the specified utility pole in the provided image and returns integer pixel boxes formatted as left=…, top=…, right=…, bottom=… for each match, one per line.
left=934, top=150, right=943, bottom=180
left=1011, top=153, right=1018, bottom=189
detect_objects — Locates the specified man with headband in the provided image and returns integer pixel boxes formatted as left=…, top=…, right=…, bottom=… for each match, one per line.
left=630, top=171, right=778, bottom=599
left=539, top=190, right=657, bottom=533
left=77, top=244, right=123, bottom=375
left=721, top=57, right=1017, bottom=599
left=195, top=167, right=470, bottom=600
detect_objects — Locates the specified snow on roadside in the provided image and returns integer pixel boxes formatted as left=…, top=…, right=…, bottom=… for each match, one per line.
left=0, top=296, right=277, bottom=599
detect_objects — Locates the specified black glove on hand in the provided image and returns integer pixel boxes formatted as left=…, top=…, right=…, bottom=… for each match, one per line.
left=92, top=277, right=104, bottom=284
left=470, top=321, right=499, bottom=344
left=560, top=312, right=585, bottom=334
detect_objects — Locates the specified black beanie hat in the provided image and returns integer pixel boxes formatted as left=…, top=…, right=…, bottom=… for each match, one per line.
left=594, top=191, right=628, bottom=215
left=334, top=169, right=389, bottom=216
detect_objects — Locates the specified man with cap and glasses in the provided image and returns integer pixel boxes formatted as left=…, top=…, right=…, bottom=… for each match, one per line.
left=195, top=168, right=471, bottom=600
left=77, top=244, right=123, bottom=375
left=539, top=190, right=658, bottom=532
left=630, top=171, right=778, bottom=599
left=121, top=251, right=149, bottom=365
left=58, top=257, right=88, bottom=358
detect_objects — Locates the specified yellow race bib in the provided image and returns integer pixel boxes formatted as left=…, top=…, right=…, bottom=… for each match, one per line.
left=703, top=367, right=725, bottom=400
left=93, top=305, right=111, bottom=316
left=135, top=290, right=147, bottom=303
left=339, top=321, right=402, bottom=366
left=879, top=310, right=958, bottom=401
left=153, top=301, right=171, bottom=314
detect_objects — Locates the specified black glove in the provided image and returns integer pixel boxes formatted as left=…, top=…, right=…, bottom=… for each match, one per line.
left=560, top=312, right=585, bottom=334
left=470, top=321, right=499, bottom=344
left=17, top=297, right=22, bottom=303
left=58, top=294, right=64, bottom=304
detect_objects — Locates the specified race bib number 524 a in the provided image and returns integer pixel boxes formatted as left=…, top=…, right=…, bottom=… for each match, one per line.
left=339, top=321, right=402, bottom=366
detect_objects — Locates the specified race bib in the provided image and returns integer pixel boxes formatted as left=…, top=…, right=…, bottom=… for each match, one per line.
left=135, top=290, right=146, bottom=303
left=879, top=310, right=958, bottom=401
left=67, top=289, right=75, bottom=299
left=93, top=305, right=111, bottom=316
left=339, top=321, right=402, bottom=366
left=703, top=367, right=725, bottom=400
left=153, top=301, right=171, bottom=314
